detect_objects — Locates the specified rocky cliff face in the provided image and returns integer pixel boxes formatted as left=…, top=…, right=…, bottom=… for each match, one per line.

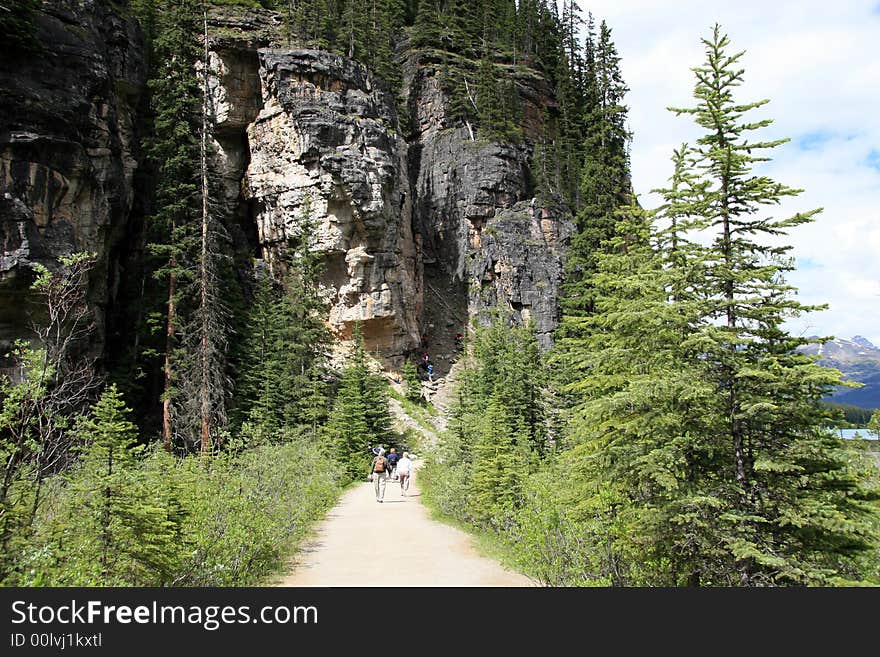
left=205, top=7, right=570, bottom=371
left=0, top=0, right=147, bottom=361
left=404, top=52, right=571, bottom=356
left=0, top=2, right=570, bottom=377
left=205, top=7, right=422, bottom=362
left=242, top=49, right=421, bottom=357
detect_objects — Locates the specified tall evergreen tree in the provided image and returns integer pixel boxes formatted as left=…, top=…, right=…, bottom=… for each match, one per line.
left=560, top=17, right=631, bottom=320
left=146, top=0, right=203, bottom=451
left=471, top=393, right=522, bottom=524
left=666, top=25, right=880, bottom=584
left=560, top=26, right=880, bottom=586
left=421, top=311, right=546, bottom=531
left=233, top=272, right=285, bottom=435
left=192, top=6, right=231, bottom=453
left=402, top=359, right=423, bottom=405
left=325, top=326, right=392, bottom=478
left=411, top=0, right=442, bottom=49
left=139, top=2, right=239, bottom=453
left=234, top=196, right=330, bottom=438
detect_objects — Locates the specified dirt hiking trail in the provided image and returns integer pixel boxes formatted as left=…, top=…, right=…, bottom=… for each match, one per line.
left=275, top=463, right=534, bottom=587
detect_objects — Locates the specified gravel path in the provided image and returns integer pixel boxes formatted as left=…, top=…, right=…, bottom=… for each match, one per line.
left=275, top=464, right=534, bottom=587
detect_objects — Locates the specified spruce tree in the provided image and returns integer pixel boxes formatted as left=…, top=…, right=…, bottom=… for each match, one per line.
left=234, top=196, right=330, bottom=439
left=325, top=326, right=392, bottom=478
left=403, top=359, right=423, bottom=405
left=147, top=0, right=202, bottom=451
left=62, top=385, right=182, bottom=584
left=411, top=0, right=441, bottom=49
left=558, top=200, right=716, bottom=585
left=668, top=25, right=880, bottom=585
left=471, top=394, right=520, bottom=525
left=560, top=17, right=631, bottom=319
left=234, top=272, right=285, bottom=435
left=562, top=26, right=880, bottom=586
left=192, top=6, right=231, bottom=454
left=326, top=355, right=371, bottom=479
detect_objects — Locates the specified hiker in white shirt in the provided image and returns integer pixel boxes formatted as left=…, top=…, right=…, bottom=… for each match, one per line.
left=397, top=452, right=414, bottom=496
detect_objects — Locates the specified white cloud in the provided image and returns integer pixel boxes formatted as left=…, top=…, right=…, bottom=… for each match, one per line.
left=586, top=1, right=880, bottom=344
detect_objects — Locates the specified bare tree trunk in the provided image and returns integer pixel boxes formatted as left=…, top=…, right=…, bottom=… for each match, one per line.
left=199, top=8, right=211, bottom=455
left=162, top=268, right=176, bottom=452
left=101, top=446, right=113, bottom=581
left=463, top=79, right=477, bottom=142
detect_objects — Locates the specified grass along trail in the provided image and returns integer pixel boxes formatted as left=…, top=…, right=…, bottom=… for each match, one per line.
left=274, top=462, right=534, bottom=587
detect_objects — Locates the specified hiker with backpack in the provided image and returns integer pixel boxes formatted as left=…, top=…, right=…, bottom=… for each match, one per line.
left=369, top=447, right=390, bottom=502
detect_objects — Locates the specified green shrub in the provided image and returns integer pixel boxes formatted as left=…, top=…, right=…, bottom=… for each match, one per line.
left=16, top=435, right=345, bottom=586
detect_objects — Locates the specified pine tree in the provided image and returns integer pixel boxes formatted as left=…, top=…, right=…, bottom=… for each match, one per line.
left=558, top=199, right=716, bottom=585
left=340, top=0, right=367, bottom=59
left=474, top=55, right=519, bottom=141
left=193, top=6, right=231, bottom=454
left=666, top=25, right=880, bottom=584
left=364, top=365, right=394, bottom=446
left=147, top=0, right=203, bottom=451
left=234, top=196, right=330, bottom=439
left=62, top=385, right=182, bottom=584
left=428, top=311, right=546, bottom=529
left=471, top=394, right=521, bottom=525
left=560, top=17, right=631, bottom=319
left=233, top=272, right=285, bottom=435
left=411, top=0, right=441, bottom=49
left=560, top=26, right=880, bottom=586
left=325, top=332, right=372, bottom=478
left=324, top=325, right=391, bottom=478
left=402, top=359, right=423, bottom=405
left=299, top=368, right=329, bottom=434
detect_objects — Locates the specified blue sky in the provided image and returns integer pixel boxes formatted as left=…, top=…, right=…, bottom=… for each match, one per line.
left=585, top=0, right=880, bottom=344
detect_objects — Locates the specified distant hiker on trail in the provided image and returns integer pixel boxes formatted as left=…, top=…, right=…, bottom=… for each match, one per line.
left=454, top=333, right=464, bottom=350
left=427, top=363, right=434, bottom=382
left=422, top=352, right=429, bottom=366
left=386, top=447, right=400, bottom=480
left=397, top=452, right=413, bottom=496
left=369, top=448, right=389, bottom=503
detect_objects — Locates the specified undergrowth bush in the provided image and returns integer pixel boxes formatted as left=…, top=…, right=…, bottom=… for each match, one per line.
left=15, top=438, right=345, bottom=586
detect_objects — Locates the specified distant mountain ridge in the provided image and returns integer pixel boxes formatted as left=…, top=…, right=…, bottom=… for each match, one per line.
left=799, top=336, right=880, bottom=409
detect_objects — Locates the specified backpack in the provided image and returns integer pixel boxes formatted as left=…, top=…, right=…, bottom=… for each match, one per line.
left=374, top=456, right=386, bottom=472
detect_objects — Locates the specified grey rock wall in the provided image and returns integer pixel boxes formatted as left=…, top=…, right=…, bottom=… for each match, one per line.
left=0, top=0, right=147, bottom=356
left=404, top=52, right=571, bottom=351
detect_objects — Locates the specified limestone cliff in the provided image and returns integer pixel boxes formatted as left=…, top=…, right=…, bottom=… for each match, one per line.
left=206, top=7, right=571, bottom=372
left=0, top=2, right=571, bottom=379
left=241, top=49, right=421, bottom=357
